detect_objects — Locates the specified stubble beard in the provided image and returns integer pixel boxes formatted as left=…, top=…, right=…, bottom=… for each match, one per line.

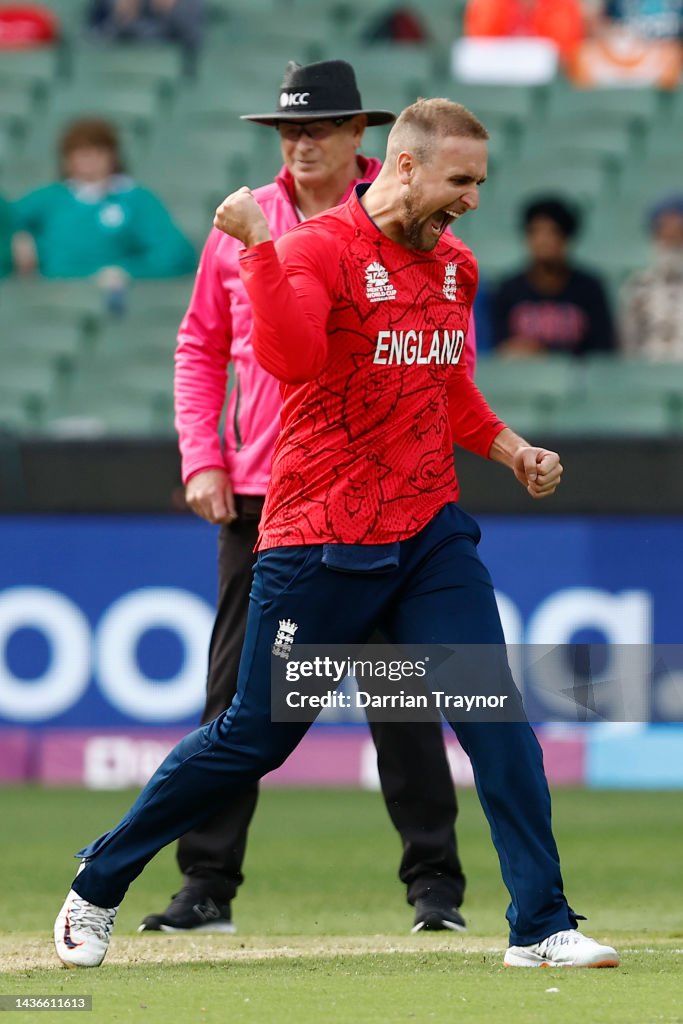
left=402, top=188, right=437, bottom=252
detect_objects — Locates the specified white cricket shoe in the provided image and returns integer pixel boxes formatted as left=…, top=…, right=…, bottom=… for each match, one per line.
left=54, top=887, right=118, bottom=968
left=504, top=929, right=619, bottom=968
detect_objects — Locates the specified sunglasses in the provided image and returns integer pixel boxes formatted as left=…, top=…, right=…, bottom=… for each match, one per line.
left=277, top=117, right=352, bottom=142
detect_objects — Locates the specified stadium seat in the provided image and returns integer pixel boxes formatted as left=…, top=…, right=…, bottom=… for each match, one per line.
left=0, top=82, right=36, bottom=139
left=619, top=158, right=683, bottom=207
left=47, top=83, right=161, bottom=145
left=96, top=321, right=179, bottom=359
left=464, top=237, right=524, bottom=282
left=206, top=0, right=275, bottom=19
left=150, top=188, right=217, bottom=249
left=198, top=45, right=295, bottom=85
left=0, top=356, right=63, bottom=424
left=333, top=43, right=436, bottom=103
left=436, top=82, right=541, bottom=124
left=218, top=6, right=332, bottom=62
left=519, top=122, right=633, bottom=177
left=125, top=278, right=196, bottom=327
left=549, top=392, right=673, bottom=437
left=545, top=85, right=661, bottom=135
left=71, top=46, right=186, bottom=99
left=476, top=354, right=576, bottom=404
left=44, top=388, right=173, bottom=438
left=573, top=203, right=650, bottom=283
left=1, top=323, right=86, bottom=364
left=0, top=128, right=8, bottom=177
left=0, top=48, right=61, bottom=99
left=0, top=391, right=42, bottom=432
left=65, top=352, right=175, bottom=424
left=476, top=354, right=577, bottom=428
left=494, top=158, right=608, bottom=211
left=2, top=279, right=104, bottom=338
left=43, top=0, right=90, bottom=32
left=582, top=356, right=683, bottom=412
left=174, top=77, right=277, bottom=131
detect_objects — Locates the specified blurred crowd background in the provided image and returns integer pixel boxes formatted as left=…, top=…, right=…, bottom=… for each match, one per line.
left=1, top=0, right=682, bottom=440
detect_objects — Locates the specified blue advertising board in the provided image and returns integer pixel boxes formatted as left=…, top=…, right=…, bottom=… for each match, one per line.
left=1, top=514, right=682, bottom=785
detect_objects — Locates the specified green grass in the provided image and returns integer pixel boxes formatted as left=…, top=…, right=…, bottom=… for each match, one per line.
left=0, top=787, right=681, bottom=1023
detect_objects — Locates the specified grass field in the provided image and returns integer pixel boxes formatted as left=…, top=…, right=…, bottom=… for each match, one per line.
left=0, top=786, right=681, bottom=1023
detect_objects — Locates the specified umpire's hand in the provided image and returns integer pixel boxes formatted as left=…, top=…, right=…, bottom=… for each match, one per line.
left=214, top=187, right=272, bottom=248
left=186, top=468, right=237, bottom=524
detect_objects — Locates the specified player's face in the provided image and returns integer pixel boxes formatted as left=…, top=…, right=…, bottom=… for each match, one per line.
left=400, top=135, right=487, bottom=251
left=277, top=116, right=366, bottom=189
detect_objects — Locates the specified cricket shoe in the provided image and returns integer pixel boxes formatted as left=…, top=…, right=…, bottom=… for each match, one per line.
left=138, top=882, right=236, bottom=934
left=54, top=887, right=118, bottom=968
left=411, top=895, right=467, bottom=934
left=504, top=929, right=619, bottom=968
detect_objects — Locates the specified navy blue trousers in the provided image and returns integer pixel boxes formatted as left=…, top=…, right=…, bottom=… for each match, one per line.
left=74, top=504, right=577, bottom=945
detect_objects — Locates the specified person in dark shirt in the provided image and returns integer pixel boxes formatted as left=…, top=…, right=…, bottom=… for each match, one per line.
left=493, top=196, right=615, bottom=356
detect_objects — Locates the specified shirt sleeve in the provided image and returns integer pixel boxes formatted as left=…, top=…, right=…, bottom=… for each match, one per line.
left=238, top=232, right=332, bottom=384
left=12, top=185, right=51, bottom=237
left=446, top=364, right=507, bottom=458
left=174, top=229, right=234, bottom=483
left=119, top=188, right=197, bottom=279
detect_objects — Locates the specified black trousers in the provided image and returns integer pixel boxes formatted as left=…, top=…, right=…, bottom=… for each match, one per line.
left=176, top=497, right=466, bottom=907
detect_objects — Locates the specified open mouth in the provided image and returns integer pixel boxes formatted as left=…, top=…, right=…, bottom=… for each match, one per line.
left=430, top=208, right=460, bottom=236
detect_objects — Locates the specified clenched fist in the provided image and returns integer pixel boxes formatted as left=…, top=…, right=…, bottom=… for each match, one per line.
left=511, top=447, right=563, bottom=499
left=214, top=187, right=271, bottom=248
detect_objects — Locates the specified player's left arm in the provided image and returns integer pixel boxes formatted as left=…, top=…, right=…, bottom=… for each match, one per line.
left=446, top=372, right=563, bottom=500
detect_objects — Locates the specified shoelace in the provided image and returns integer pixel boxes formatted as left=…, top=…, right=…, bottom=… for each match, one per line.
left=69, top=897, right=117, bottom=942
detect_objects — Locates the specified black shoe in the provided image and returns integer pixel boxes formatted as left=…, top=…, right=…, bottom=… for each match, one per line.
left=138, top=883, right=236, bottom=934
left=411, top=895, right=466, bottom=934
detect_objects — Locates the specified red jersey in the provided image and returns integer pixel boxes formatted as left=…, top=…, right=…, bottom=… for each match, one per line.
left=239, top=187, right=505, bottom=549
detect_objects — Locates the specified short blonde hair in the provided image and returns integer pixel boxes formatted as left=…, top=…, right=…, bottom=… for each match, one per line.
left=387, top=97, right=488, bottom=162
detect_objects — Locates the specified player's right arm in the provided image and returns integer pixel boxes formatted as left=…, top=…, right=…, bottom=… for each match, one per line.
left=215, top=188, right=332, bottom=384
left=175, top=228, right=237, bottom=523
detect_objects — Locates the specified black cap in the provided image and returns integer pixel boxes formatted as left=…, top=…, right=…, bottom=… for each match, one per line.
left=241, top=60, right=395, bottom=127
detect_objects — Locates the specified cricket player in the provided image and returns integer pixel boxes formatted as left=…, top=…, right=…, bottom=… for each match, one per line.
left=55, top=97, right=619, bottom=970
left=147, top=60, right=474, bottom=937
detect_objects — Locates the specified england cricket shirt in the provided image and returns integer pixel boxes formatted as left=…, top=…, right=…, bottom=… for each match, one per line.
left=239, top=186, right=506, bottom=548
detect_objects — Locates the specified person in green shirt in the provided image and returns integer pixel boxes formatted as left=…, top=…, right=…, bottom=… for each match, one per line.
left=12, top=117, right=196, bottom=303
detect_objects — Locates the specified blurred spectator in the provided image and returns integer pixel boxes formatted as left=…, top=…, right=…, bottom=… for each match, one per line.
left=619, top=195, right=683, bottom=360
left=472, top=276, right=495, bottom=353
left=492, top=196, right=615, bottom=357
left=0, top=3, right=59, bottom=47
left=603, top=0, right=683, bottom=39
left=0, top=193, right=13, bottom=277
left=462, top=0, right=585, bottom=62
left=11, top=117, right=196, bottom=311
left=363, top=5, right=429, bottom=43
left=454, top=0, right=584, bottom=83
left=570, top=0, right=683, bottom=86
left=86, top=0, right=203, bottom=67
